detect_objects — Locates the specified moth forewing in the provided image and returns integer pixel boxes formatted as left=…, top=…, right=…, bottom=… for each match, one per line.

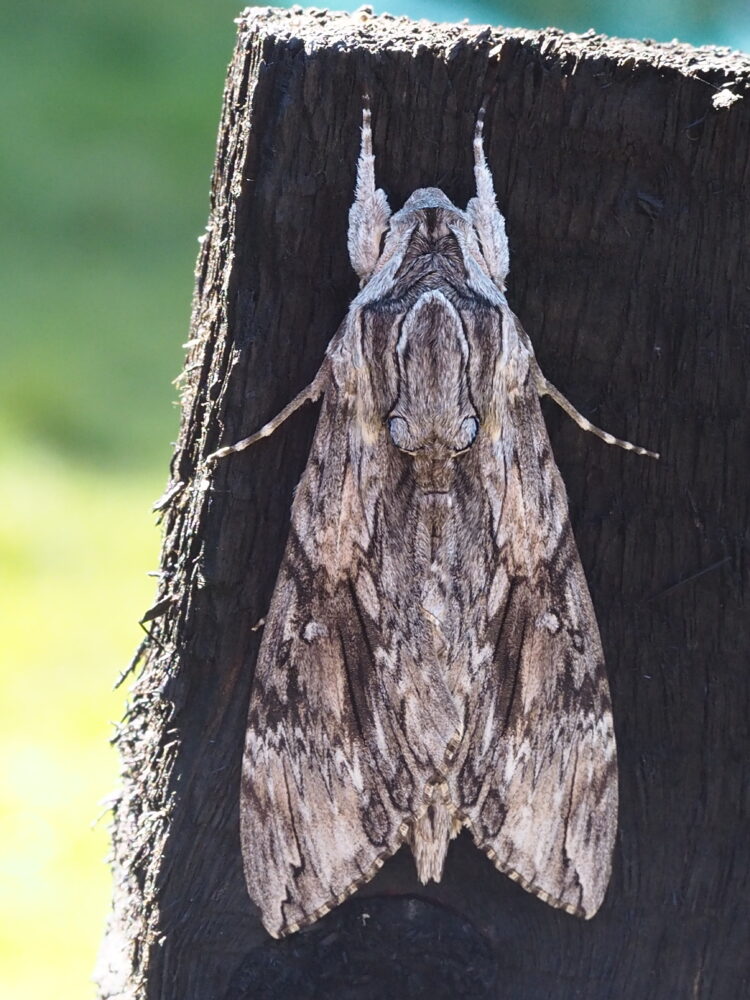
left=214, top=106, right=657, bottom=938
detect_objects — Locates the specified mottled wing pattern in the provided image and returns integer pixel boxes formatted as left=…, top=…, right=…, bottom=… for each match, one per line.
left=449, top=311, right=617, bottom=918
left=241, top=349, right=459, bottom=938
left=234, top=100, right=631, bottom=933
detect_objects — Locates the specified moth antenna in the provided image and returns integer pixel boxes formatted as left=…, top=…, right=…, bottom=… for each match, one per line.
left=467, top=107, right=510, bottom=290
left=347, top=97, right=391, bottom=283
left=205, top=361, right=330, bottom=464
left=537, top=372, right=660, bottom=459
left=356, top=97, right=376, bottom=202
left=473, top=108, right=495, bottom=207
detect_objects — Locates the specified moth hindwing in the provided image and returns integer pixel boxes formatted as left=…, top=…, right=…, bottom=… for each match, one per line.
left=211, top=104, right=657, bottom=939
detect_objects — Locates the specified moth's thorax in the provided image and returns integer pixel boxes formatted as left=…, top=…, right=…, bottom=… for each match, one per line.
left=387, top=289, right=478, bottom=474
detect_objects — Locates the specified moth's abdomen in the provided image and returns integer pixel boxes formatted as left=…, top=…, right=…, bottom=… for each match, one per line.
left=406, top=782, right=462, bottom=884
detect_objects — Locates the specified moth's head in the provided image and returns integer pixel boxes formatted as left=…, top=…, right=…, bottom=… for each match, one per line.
left=399, top=187, right=461, bottom=216
left=347, top=106, right=510, bottom=290
left=371, top=192, right=467, bottom=276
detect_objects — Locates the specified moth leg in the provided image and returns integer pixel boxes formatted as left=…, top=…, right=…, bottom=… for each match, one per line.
left=205, top=360, right=330, bottom=463
left=534, top=366, right=659, bottom=459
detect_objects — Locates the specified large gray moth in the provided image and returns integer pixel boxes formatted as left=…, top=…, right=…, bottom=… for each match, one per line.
left=209, top=105, right=657, bottom=939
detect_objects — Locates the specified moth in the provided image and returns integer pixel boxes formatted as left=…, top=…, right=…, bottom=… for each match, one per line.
left=209, top=104, right=657, bottom=939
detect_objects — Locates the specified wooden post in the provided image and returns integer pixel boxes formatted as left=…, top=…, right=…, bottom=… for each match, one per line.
left=97, top=9, right=750, bottom=998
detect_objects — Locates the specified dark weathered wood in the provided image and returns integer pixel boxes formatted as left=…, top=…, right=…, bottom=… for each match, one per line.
left=97, top=8, right=750, bottom=998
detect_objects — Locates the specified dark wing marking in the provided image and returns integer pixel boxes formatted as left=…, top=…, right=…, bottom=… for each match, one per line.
left=448, top=313, right=617, bottom=918
left=241, top=352, right=460, bottom=938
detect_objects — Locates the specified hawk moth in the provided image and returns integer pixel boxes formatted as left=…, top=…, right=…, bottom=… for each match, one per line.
left=209, top=105, right=657, bottom=939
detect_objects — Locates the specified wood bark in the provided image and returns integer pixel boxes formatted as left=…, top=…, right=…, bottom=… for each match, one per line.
left=97, top=8, right=750, bottom=999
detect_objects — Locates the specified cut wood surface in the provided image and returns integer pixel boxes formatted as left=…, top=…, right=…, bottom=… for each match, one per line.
left=98, top=8, right=750, bottom=999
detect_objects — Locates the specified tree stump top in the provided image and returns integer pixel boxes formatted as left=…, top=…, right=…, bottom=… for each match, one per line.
left=238, top=5, right=750, bottom=79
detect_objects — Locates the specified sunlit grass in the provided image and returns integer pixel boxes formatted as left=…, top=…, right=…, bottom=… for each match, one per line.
left=0, top=7, right=230, bottom=994
left=0, top=445, right=163, bottom=999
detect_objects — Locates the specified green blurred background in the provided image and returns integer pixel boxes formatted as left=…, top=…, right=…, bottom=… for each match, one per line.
left=0, top=1, right=746, bottom=996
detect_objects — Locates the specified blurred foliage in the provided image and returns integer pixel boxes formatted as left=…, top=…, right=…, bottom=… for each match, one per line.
left=0, top=1, right=746, bottom=998
left=1, top=0, right=242, bottom=469
left=1, top=3, right=241, bottom=998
